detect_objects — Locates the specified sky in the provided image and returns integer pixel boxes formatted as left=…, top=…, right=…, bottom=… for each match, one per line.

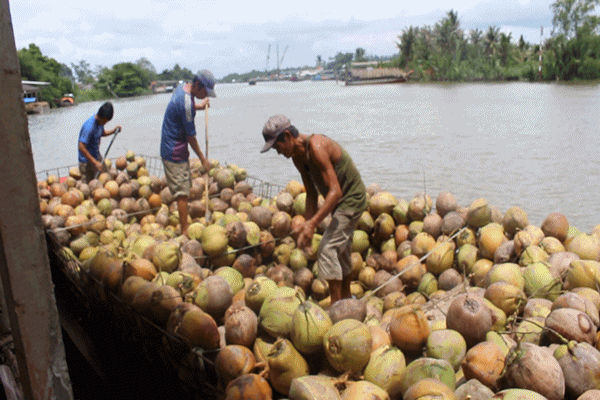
left=9, top=0, right=554, bottom=79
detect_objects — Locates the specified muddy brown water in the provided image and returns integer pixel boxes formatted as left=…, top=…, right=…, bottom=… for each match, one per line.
left=29, top=80, right=600, bottom=233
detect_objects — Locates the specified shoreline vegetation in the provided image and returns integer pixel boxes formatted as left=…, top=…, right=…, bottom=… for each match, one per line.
left=18, top=2, right=600, bottom=106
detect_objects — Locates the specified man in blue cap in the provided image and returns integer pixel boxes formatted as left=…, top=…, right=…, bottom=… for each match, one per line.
left=160, top=69, right=216, bottom=237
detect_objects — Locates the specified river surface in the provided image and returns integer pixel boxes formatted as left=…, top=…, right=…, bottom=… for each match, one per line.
left=28, top=80, right=600, bottom=233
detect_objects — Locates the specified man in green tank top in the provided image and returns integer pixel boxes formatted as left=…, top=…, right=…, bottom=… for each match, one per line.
left=260, top=115, right=367, bottom=305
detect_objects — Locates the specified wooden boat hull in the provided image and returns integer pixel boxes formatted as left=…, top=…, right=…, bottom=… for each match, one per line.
left=345, top=77, right=408, bottom=86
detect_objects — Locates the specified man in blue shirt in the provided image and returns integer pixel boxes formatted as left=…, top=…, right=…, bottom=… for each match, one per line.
left=160, top=70, right=215, bottom=237
left=78, top=101, right=122, bottom=182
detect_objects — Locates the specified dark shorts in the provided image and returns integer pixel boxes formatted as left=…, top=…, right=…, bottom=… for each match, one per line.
left=79, top=162, right=96, bottom=183
left=316, top=208, right=362, bottom=280
left=162, top=159, right=191, bottom=198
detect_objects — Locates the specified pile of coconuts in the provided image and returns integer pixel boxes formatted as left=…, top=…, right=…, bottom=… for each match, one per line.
left=38, top=151, right=600, bottom=400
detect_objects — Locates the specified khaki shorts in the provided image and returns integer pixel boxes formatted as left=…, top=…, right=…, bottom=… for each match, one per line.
left=79, top=162, right=96, bottom=183
left=316, top=208, right=362, bottom=281
left=162, top=159, right=191, bottom=199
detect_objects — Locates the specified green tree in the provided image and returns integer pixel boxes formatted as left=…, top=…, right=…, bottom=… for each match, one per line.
left=397, top=25, right=418, bottom=67
left=355, top=47, right=366, bottom=62
left=18, top=43, right=75, bottom=106
left=71, top=60, right=94, bottom=84
left=135, top=57, right=157, bottom=83
left=96, top=62, right=152, bottom=97
left=551, top=0, right=600, bottom=39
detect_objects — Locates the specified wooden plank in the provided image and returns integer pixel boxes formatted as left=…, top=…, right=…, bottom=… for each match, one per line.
left=0, top=1, right=73, bottom=398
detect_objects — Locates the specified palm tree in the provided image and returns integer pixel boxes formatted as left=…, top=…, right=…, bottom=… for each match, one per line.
left=397, top=26, right=418, bottom=67
left=484, top=26, right=501, bottom=60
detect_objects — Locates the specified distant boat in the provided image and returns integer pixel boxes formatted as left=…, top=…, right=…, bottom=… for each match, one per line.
left=248, top=80, right=256, bottom=86
left=59, top=93, right=75, bottom=107
left=345, top=68, right=414, bottom=86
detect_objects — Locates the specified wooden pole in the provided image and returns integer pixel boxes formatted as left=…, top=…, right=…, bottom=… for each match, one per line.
left=204, top=107, right=211, bottom=223
left=0, top=1, right=73, bottom=398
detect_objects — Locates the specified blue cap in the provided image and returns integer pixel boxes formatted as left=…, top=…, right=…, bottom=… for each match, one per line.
left=195, top=69, right=216, bottom=98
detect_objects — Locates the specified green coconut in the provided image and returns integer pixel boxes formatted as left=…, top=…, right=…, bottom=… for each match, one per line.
left=555, top=341, right=600, bottom=398
left=341, top=381, right=390, bottom=400
left=456, top=243, right=478, bottom=273
left=214, top=266, right=245, bottom=295
left=288, top=375, right=341, bottom=400
left=407, top=193, right=432, bottom=221
left=564, top=259, right=600, bottom=290
left=399, top=357, right=455, bottom=396
left=466, top=198, right=492, bottom=228
left=293, top=192, right=307, bottom=216
left=519, top=245, right=549, bottom=267
left=351, top=230, right=370, bottom=255
left=243, top=221, right=261, bottom=246
left=502, top=206, right=529, bottom=237
left=266, top=338, right=309, bottom=396
left=491, top=389, right=551, bottom=399
left=485, top=262, right=525, bottom=291
left=372, top=213, right=395, bottom=243
left=357, top=211, right=375, bottom=233
left=289, top=248, right=308, bottom=272
left=152, top=241, right=181, bottom=273
left=369, top=191, right=398, bottom=218
left=566, top=233, right=600, bottom=261
left=522, top=261, right=562, bottom=300
left=258, top=286, right=304, bottom=339
left=484, top=281, right=527, bottom=317
left=273, top=243, right=292, bottom=265
left=426, top=241, right=455, bottom=275
left=187, top=222, right=205, bottom=241
left=425, top=329, right=467, bottom=371
left=323, top=319, right=372, bottom=374
left=271, top=211, right=292, bottom=238
left=290, top=301, right=332, bottom=355
left=245, top=276, right=278, bottom=314
left=200, top=224, right=229, bottom=256
left=215, top=168, right=235, bottom=190
left=482, top=298, right=508, bottom=331
left=363, top=344, right=406, bottom=399
left=513, top=316, right=545, bottom=344
left=392, top=199, right=410, bottom=225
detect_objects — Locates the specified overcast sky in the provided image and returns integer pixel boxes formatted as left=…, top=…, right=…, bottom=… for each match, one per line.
left=9, top=0, right=554, bottom=79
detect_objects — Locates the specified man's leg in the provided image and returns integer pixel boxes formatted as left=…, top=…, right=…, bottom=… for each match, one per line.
left=178, top=195, right=189, bottom=236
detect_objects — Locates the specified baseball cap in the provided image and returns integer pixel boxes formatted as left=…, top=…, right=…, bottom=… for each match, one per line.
left=195, top=69, right=216, bottom=98
left=261, top=115, right=291, bottom=153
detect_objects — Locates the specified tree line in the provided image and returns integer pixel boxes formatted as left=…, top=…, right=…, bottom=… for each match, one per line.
left=17, top=0, right=600, bottom=106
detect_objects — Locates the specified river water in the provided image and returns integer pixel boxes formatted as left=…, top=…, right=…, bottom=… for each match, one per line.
left=28, top=80, right=600, bottom=233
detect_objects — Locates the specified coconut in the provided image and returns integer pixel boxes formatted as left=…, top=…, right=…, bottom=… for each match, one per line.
left=441, top=211, right=465, bottom=235
left=285, top=180, right=305, bottom=198
left=566, top=233, right=600, bottom=261
left=555, top=341, right=600, bottom=398
left=190, top=275, right=233, bottom=320
left=521, top=262, right=562, bottom=301
left=435, top=192, right=457, bottom=218
left=398, top=358, right=455, bottom=396
left=265, top=264, right=294, bottom=287
left=437, top=268, right=463, bottom=291
left=120, top=275, right=149, bottom=304
left=258, top=286, right=304, bottom=339
left=460, top=341, right=505, bottom=391
left=446, top=293, right=493, bottom=348
left=484, top=281, right=527, bottom=317
left=485, top=262, right=525, bottom=291
left=392, top=199, right=410, bottom=225
left=564, top=259, right=600, bottom=290
left=404, top=378, right=456, bottom=400
left=422, top=213, right=443, bottom=238
left=259, top=230, right=276, bottom=259
left=371, top=269, right=403, bottom=297
left=369, top=191, right=398, bottom=218
left=288, top=375, right=341, bottom=400
left=426, top=241, right=455, bottom=275
left=542, top=308, right=597, bottom=345
left=244, top=276, right=278, bottom=314
left=547, top=251, right=579, bottom=280
left=395, top=255, right=426, bottom=290
left=123, top=258, right=158, bottom=281
left=341, top=381, right=390, bottom=400
left=407, top=193, right=432, bottom=222
left=249, top=206, right=273, bottom=230
left=290, top=301, right=332, bottom=355
left=411, top=232, right=435, bottom=258
left=200, top=224, right=229, bottom=257
left=215, top=266, right=245, bottom=295
left=224, top=374, right=272, bottom=400
left=165, top=271, right=201, bottom=297
left=455, top=379, right=495, bottom=400
left=152, top=241, right=181, bottom=273
left=357, top=344, right=405, bottom=398
left=266, top=338, right=309, bottom=396
left=502, top=206, right=529, bottom=237
left=541, top=212, right=569, bottom=242
left=357, top=211, right=375, bottom=234
left=466, top=198, right=492, bottom=228
left=351, top=230, right=370, bottom=255
left=323, top=319, right=372, bottom=374
left=215, top=168, right=235, bottom=191
left=539, top=236, right=565, bottom=255
left=328, top=298, right=367, bottom=324
left=425, top=329, right=467, bottom=371
left=146, top=284, right=182, bottom=325
left=215, top=344, right=257, bottom=389
left=292, top=192, right=307, bottom=216
left=389, top=305, right=430, bottom=353
left=372, top=213, right=395, bottom=244
left=503, top=342, right=565, bottom=400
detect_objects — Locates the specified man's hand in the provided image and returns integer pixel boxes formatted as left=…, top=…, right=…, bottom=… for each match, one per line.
left=195, top=98, right=210, bottom=110
left=296, top=221, right=316, bottom=253
left=202, top=159, right=211, bottom=173
left=93, top=159, right=104, bottom=171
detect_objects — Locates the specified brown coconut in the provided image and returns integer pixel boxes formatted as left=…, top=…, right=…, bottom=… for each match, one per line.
left=446, top=293, right=494, bottom=348
left=224, top=304, right=258, bottom=349
left=461, top=341, right=505, bottom=391
left=328, top=298, right=367, bottom=324
left=541, top=212, right=569, bottom=242
left=389, top=305, right=430, bottom=353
